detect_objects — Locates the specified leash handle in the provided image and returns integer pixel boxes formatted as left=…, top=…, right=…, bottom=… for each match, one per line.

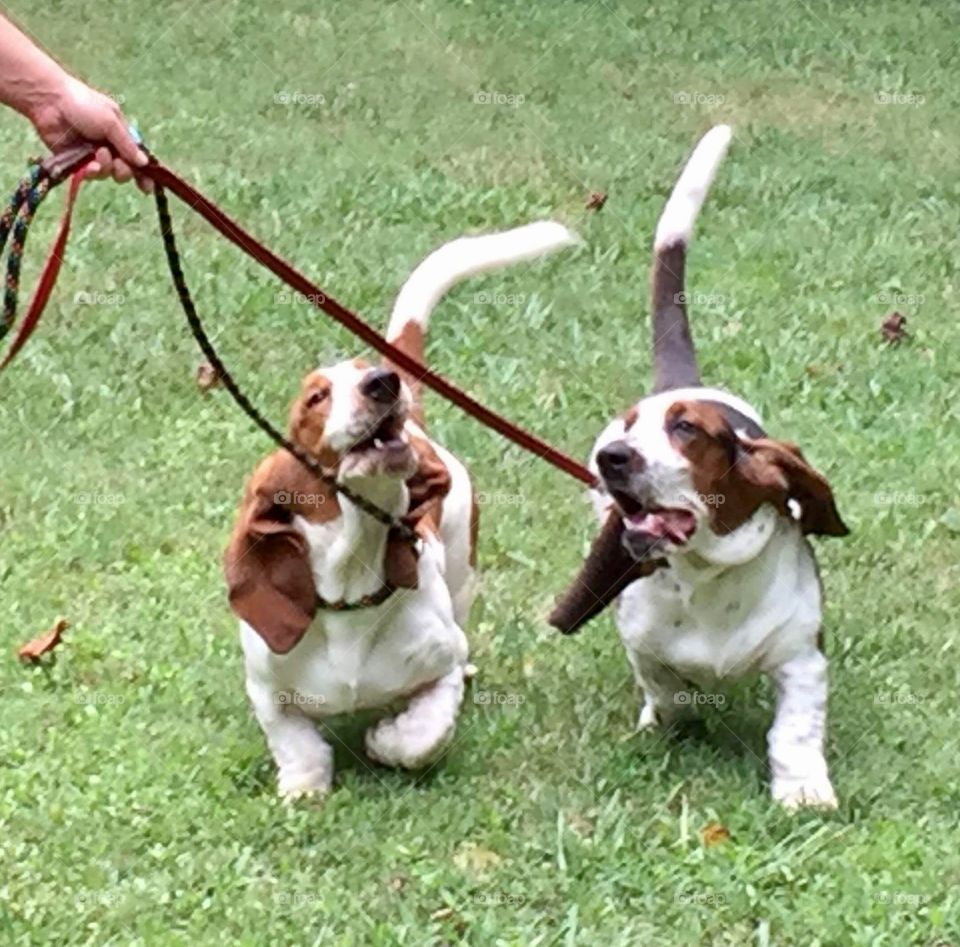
left=40, top=142, right=98, bottom=183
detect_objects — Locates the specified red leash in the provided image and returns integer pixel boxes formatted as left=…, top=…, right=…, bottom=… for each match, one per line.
left=1, top=144, right=597, bottom=488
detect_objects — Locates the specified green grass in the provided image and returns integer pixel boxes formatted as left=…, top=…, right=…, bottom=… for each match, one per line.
left=2, top=1, right=960, bottom=944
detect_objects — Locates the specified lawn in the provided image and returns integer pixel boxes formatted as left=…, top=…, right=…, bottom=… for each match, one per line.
left=2, top=1, right=959, bottom=944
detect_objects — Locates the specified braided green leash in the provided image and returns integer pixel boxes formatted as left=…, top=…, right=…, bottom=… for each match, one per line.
left=0, top=161, right=51, bottom=342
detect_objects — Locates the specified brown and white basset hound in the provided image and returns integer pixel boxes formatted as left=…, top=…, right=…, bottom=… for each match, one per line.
left=549, top=126, right=849, bottom=809
left=225, top=222, right=577, bottom=799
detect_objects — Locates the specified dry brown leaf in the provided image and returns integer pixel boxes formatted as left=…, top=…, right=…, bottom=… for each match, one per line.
left=881, top=311, right=908, bottom=344
left=701, top=823, right=732, bottom=847
left=196, top=362, right=222, bottom=391
left=18, top=618, right=69, bottom=662
left=430, top=907, right=454, bottom=921
left=586, top=191, right=607, bottom=211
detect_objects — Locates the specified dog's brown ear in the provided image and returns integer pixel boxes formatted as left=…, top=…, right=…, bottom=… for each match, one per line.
left=738, top=437, right=849, bottom=537
left=549, top=513, right=664, bottom=635
left=406, top=434, right=452, bottom=529
left=224, top=454, right=319, bottom=654
left=383, top=434, right=454, bottom=590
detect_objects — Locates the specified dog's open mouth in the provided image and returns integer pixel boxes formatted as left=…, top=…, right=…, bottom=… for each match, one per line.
left=610, top=489, right=697, bottom=551
left=342, top=413, right=414, bottom=476
left=623, top=508, right=697, bottom=546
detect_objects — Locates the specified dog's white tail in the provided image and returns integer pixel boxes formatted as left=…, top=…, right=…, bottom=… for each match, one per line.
left=651, top=125, right=732, bottom=393
left=385, top=221, right=578, bottom=419
left=654, top=124, right=732, bottom=251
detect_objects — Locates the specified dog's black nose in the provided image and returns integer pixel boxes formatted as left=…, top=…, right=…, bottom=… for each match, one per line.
left=596, top=440, right=640, bottom=480
left=361, top=368, right=401, bottom=404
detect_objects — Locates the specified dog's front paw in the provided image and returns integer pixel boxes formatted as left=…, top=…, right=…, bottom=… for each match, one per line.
left=278, top=766, right=333, bottom=803
left=636, top=702, right=663, bottom=731
left=365, top=716, right=455, bottom=770
left=772, top=775, right=838, bottom=811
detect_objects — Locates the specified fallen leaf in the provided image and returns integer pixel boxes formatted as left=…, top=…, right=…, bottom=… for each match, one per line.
left=18, top=618, right=69, bottom=662
left=196, top=362, right=221, bottom=391
left=586, top=191, right=607, bottom=211
left=430, top=907, right=454, bottom=921
left=881, top=311, right=907, bottom=344
left=453, top=843, right=502, bottom=875
left=701, top=823, right=731, bottom=847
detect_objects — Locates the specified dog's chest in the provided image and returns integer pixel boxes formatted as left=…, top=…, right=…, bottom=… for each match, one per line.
left=617, top=532, right=821, bottom=681
left=280, top=603, right=463, bottom=715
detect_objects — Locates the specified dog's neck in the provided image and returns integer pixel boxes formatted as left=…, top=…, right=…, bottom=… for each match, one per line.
left=668, top=504, right=782, bottom=584
left=301, top=477, right=409, bottom=603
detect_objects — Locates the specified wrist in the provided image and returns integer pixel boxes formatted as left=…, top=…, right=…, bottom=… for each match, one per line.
left=21, top=68, right=68, bottom=125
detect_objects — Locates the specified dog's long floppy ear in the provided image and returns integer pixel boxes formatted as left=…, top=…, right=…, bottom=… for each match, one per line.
left=384, top=434, right=454, bottom=589
left=224, top=454, right=319, bottom=654
left=549, top=513, right=665, bottom=635
left=737, top=437, right=849, bottom=538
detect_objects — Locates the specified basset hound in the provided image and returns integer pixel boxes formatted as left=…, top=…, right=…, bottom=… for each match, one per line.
left=226, top=222, right=577, bottom=799
left=549, top=126, right=849, bottom=809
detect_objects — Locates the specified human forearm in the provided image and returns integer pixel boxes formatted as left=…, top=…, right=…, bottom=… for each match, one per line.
left=0, top=15, right=67, bottom=123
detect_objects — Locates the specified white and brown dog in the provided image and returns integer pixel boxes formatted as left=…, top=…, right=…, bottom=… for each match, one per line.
left=549, top=126, right=849, bottom=809
left=226, top=222, right=577, bottom=799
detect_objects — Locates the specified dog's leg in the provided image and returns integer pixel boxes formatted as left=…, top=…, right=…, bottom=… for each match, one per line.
left=767, top=649, right=837, bottom=810
left=365, top=667, right=464, bottom=769
left=628, top=653, right=689, bottom=731
left=246, top=678, right=334, bottom=800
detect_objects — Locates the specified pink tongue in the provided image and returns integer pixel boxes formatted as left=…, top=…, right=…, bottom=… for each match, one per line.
left=627, top=509, right=696, bottom=544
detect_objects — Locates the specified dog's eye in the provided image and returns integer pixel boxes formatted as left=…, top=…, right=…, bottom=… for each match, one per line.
left=671, top=419, right=698, bottom=437
left=305, top=389, right=328, bottom=409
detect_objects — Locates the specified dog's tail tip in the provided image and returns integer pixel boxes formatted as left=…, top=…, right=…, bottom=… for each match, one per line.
left=654, top=123, right=732, bottom=251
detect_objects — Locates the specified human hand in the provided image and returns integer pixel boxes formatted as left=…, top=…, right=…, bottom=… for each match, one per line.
left=30, top=75, right=152, bottom=192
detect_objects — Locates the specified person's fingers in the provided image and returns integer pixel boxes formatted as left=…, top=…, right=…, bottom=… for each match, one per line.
left=135, top=173, right=154, bottom=195
left=85, top=147, right=112, bottom=180
left=105, top=114, right=148, bottom=168
left=111, top=159, right=134, bottom=184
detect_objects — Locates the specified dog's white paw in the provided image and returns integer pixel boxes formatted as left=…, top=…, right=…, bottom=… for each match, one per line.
left=278, top=766, right=333, bottom=803
left=637, top=702, right=662, bottom=731
left=365, top=716, right=454, bottom=770
left=772, top=776, right=838, bottom=811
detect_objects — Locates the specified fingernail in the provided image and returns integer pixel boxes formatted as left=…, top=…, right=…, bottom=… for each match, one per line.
left=134, top=150, right=148, bottom=167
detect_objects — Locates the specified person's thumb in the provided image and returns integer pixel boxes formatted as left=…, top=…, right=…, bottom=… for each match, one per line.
left=105, top=116, right=147, bottom=168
